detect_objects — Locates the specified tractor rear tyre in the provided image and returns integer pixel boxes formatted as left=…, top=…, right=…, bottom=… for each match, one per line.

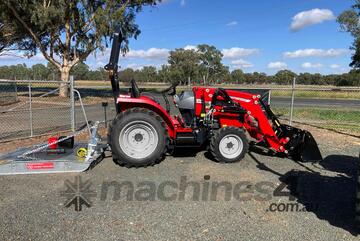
left=108, top=108, right=168, bottom=167
left=210, top=127, right=248, bottom=163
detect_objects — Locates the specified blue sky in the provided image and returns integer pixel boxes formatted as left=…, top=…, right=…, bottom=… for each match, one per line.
left=0, top=0, right=355, bottom=74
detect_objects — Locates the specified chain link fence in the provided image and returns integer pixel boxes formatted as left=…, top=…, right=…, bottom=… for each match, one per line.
left=268, top=86, right=360, bottom=136
left=0, top=78, right=115, bottom=142
left=0, top=81, right=18, bottom=105
left=0, top=78, right=359, bottom=142
left=0, top=80, right=73, bottom=141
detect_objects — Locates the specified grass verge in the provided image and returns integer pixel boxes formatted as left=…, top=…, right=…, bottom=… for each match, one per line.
left=272, top=107, right=360, bottom=135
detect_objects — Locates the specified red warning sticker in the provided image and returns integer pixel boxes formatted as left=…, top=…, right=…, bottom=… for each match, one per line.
left=26, top=162, right=55, bottom=170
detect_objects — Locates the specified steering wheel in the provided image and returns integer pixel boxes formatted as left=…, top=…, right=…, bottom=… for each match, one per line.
left=160, top=81, right=179, bottom=96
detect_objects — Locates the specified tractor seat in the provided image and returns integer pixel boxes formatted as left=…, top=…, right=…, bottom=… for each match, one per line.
left=129, top=79, right=161, bottom=105
left=129, top=79, right=176, bottom=114
left=141, top=92, right=161, bottom=105
left=130, top=79, right=140, bottom=98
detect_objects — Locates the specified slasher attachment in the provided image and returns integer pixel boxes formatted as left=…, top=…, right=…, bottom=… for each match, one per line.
left=0, top=122, right=107, bottom=175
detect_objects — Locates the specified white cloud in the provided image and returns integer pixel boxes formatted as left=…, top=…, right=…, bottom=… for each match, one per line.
left=226, top=21, right=238, bottom=27
left=283, top=48, right=348, bottom=58
left=222, top=47, right=260, bottom=59
left=180, top=0, right=185, bottom=6
left=268, top=61, right=287, bottom=69
left=0, top=54, right=22, bottom=61
left=86, top=60, right=106, bottom=70
left=302, top=62, right=323, bottom=69
left=125, top=48, right=170, bottom=60
left=126, top=63, right=145, bottom=70
left=31, top=53, right=46, bottom=61
left=290, top=8, right=335, bottom=31
left=330, top=64, right=340, bottom=69
left=231, top=59, right=254, bottom=69
left=0, top=51, right=45, bottom=61
left=184, top=45, right=197, bottom=50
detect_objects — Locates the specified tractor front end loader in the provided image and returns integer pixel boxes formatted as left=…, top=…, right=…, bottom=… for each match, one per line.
left=105, top=29, right=322, bottom=167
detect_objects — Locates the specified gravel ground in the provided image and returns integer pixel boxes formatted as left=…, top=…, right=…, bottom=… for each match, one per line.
left=0, top=125, right=359, bottom=241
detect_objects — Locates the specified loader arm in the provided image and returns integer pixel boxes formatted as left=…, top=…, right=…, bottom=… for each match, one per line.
left=224, top=90, right=286, bottom=152
left=224, top=89, right=322, bottom=161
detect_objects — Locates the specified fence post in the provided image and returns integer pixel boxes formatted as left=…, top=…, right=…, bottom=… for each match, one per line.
left=268, top=89, right=271, bottom=105
left=70, top=76, right=75, bottom=132
left=28, top=82, right=33, bottom=137
left=14, top=77, right=18, bottom=102
left=289, top=77, right=296, bottom=125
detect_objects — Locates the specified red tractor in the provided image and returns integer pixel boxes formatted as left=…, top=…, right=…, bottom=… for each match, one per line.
left=105, top=29, right=322, bottom=167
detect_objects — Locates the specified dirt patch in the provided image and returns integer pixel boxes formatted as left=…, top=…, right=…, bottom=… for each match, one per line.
left=293, top=123, right=360, bottom=151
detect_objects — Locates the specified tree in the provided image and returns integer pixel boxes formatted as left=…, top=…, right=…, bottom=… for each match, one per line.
left=119, top=68, right=136, bottom=83
left=31, top=63, right=49, bottom=80
left=196, top=44, right=225, bottom=84
left=47, top=62, right=60, bottom=81
left=158, top=65, right=171, bottom=83
left=0, top=0, right=160, bottom=96
left=274, top=70, right=297, bottom=85
left=231, top=69, right=245, bottom=84
left=141, top=66, right=158, bottom=82
left=87, top=68, right=107, bottom=81
left=338, top=0, right=360, bottom=69
left=70, top=62, right=89, bottom=80
left=0, top=21, right=31, bottom=55
left=168, top=48, right=200, bottom=85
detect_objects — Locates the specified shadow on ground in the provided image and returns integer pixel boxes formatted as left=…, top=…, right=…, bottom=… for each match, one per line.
left=248, top=147, right=359, bottom=236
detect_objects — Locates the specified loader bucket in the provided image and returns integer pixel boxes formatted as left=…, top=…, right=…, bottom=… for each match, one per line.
left=298, top=131, right=323, bottom=162
left=282, top=125, right=323, bottom=162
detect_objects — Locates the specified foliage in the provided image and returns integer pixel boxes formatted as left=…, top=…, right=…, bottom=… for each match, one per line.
left=1, top=61, right=359, bottom=86
left=338, top=0, right=360, bottom=69
left=0, top=0, right=159, bottom=96
left=168, top=48, right=200, bottom=84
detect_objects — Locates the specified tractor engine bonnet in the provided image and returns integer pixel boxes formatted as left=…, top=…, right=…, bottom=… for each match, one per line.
left=174, top=91, right=195, bottom=126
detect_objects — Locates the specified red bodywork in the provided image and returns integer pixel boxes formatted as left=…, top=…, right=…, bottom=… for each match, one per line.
left=116, top=87, right=289, bottom=153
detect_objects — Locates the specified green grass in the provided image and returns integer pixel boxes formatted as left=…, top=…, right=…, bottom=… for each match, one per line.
left=273, top=107, right=360, bottom=134
left=270, top=90, right=360, bottom=99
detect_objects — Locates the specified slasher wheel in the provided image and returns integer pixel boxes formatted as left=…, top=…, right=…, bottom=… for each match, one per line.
left=108, top=108, right=168, bottom=167
left=76, top=148, right=87, bottom=158
left=210, top=127, right=249, bottom=163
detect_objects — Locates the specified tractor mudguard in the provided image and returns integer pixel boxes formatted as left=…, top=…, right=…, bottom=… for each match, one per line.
left=282, top=125, right=323, bottom=162
left=116, top=95, right=176, bottom=138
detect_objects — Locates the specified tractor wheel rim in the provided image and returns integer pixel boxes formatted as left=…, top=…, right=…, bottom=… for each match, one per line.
left=219, top=134, right=243, bottom=159
left=119, top=121, right=158, bottom=159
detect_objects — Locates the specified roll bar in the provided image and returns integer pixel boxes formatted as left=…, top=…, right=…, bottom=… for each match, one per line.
left=104, top=27, right=124, bottom=112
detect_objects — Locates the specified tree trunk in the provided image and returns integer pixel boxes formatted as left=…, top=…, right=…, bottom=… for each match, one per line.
left=59, top=67, right=70, bottom=97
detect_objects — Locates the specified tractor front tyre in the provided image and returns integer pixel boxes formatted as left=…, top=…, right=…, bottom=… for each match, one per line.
left=108, top=108, right=168, bottom=167
left=210, top=127, right=249, bottom=163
